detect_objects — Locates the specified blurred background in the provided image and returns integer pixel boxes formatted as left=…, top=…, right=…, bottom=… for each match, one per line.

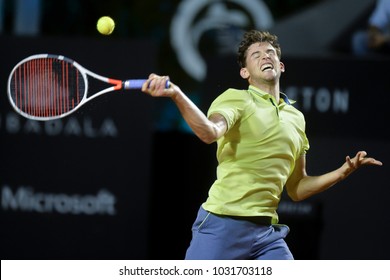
left=1, top=0, right=389, bottom=260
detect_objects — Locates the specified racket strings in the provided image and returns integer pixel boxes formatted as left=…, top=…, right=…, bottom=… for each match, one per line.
left=10, top=58, right=85, bottom=118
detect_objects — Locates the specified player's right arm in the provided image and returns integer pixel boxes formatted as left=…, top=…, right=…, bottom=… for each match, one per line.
left=142, top=73, right=227, bottom=144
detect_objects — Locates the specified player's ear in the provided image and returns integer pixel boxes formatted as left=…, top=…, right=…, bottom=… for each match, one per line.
left=280, top=62, right=285, bottom=73
left=240, top=68, right=249, bottom=79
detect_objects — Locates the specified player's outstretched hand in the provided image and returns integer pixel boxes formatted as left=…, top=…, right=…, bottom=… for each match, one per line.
left=342, top=151, right=382, bottom=178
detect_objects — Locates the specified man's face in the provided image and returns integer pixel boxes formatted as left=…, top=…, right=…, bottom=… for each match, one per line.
left=241, top=42, right=284, bottom=84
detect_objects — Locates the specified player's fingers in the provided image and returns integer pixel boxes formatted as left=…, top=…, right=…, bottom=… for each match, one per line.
left=156, top=76, right=169, bottom=91
left=357, top=151, right=367, bottom=160
left=141, top=79, right=151, bottom=91
left=355, top=151, right=368, bottom=167
left=346, top=155, right=359, bottom=172
left=346, top=155, right=353, bottom=166
left=364, top=158, right=383, bottom=166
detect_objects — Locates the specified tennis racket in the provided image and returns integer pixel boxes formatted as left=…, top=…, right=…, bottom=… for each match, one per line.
left=7, top=53, right=169, bottom=121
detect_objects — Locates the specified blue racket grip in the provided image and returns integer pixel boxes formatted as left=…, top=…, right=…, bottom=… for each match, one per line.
left=123, top=79, right=170, bottom=89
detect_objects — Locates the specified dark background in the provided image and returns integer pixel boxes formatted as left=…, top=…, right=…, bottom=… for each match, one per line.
left=1, top=0, right=389, bottom=260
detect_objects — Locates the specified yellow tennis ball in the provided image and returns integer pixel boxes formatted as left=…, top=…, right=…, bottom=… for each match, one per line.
left=97, top=16, right=115, bottom=35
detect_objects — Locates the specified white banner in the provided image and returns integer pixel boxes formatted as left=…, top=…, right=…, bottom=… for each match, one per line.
left=2, top=260, right=389, bottom=280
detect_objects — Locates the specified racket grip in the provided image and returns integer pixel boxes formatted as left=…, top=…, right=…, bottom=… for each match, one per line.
left=123, top=79, right=170, bottom=89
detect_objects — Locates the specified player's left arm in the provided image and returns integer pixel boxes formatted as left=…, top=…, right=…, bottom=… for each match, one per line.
left=285, top=151, right=383, bottom=201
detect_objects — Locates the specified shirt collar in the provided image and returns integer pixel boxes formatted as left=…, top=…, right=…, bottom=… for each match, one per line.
left=248, top=85, right=295, bottom=105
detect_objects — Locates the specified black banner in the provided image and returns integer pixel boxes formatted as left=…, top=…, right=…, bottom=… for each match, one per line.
left=0, top=36, right=157, bottom=259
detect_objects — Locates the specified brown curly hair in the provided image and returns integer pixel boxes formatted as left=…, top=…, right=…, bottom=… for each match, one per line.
left=237, top=30, right=281, bottom=68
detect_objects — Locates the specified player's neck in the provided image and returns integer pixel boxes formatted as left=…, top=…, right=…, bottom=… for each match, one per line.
left=251, top=82, right=280, bottom=102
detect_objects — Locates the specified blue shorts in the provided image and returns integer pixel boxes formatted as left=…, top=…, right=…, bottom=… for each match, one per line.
left=185, top=206, right=293, bottom=260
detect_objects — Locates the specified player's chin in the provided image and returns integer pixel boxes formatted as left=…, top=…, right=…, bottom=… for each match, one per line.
left=261, top=73, right=278, bottom=81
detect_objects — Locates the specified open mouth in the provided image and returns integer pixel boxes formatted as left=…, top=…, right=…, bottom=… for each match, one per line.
left=261, top=63, right=273, bottom=72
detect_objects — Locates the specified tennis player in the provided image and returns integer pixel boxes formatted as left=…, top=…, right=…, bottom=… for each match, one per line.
left=142, top=30, right=383, bottom=259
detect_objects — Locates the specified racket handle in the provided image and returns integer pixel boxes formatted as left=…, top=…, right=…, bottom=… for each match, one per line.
left=123, top=79, right=170, bottom=89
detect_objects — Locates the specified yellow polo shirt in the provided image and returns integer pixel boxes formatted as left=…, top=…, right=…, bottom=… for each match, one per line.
left=203, top=85, right=309, bottom=223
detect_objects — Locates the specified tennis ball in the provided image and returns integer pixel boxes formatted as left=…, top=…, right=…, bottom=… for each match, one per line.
left=97, top=16, right=115, bottom=35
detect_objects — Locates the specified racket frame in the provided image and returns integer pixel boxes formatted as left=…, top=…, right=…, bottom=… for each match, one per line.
left=7, top=53, right=168, bottom=121
left=8, top=54, right=123, bottom=121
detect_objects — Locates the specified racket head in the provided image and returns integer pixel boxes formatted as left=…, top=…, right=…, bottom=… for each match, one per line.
left=7, top=54, right=88, bottom=121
